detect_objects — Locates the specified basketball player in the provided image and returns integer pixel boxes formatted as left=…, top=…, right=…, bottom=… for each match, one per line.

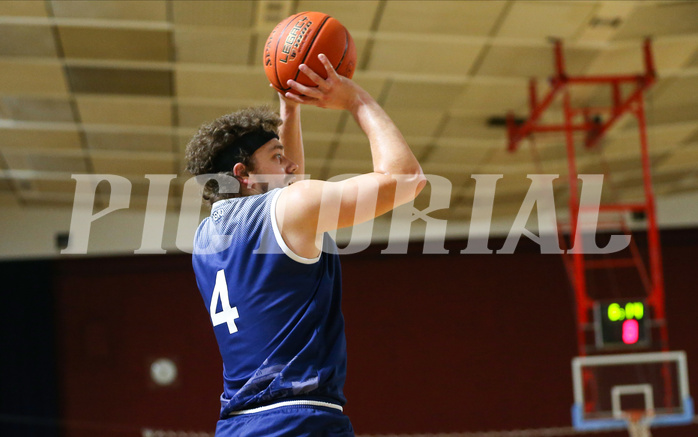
left=185, top=54, right=426, bottom=436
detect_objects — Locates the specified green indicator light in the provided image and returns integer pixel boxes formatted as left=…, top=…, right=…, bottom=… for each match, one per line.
left=622, top=302, right=645, bottom=320
left=608, top=303, right=622, bottom=322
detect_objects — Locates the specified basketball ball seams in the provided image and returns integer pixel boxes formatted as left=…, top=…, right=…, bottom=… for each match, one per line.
left=335, top=28, right=350, bottom=75
left=272, top=12, right=304, bottom=92
left=291, top=14, right=331, bottom=86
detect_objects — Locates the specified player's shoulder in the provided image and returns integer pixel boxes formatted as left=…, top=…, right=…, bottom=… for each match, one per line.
left=278, top=179, right=329, bottom=205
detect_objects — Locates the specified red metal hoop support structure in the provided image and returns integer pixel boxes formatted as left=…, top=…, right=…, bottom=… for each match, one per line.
left=505, top=38, right=671, bottom=411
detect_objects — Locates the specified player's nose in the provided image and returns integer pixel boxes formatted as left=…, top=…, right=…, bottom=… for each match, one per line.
left=287, top=159, right=299, bottom=174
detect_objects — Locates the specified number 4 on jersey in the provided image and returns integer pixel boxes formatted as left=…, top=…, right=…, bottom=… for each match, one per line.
left=210, top=270, right=240, bottom=334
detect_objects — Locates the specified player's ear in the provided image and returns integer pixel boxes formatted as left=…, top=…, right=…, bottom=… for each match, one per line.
left=233, top=162, right=250, bottom=186
left=233, top=162, right=248, bottom=178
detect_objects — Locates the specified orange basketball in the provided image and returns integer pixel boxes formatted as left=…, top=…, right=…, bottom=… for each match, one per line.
left=263, top=11, right=357, bottom=95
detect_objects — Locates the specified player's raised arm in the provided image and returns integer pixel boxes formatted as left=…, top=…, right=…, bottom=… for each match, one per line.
left=275, top=54, right=427, bottom=257
left=277, top=92, right=305, bottom=176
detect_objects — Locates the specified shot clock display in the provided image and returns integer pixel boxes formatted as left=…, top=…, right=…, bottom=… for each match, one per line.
left=594, top=299, right=650, bottom=349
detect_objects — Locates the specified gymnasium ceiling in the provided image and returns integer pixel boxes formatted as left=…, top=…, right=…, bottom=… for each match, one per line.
left=1, top=0, right=698, bottom=222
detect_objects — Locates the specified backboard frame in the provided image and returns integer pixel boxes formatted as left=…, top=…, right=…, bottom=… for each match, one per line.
left=571, top=351, right=694, bottom=431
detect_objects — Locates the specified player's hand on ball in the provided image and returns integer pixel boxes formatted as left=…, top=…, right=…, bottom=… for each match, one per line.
left=285, top=54, right=362, bottom=111
left=274, top=85, right=300, bottom=109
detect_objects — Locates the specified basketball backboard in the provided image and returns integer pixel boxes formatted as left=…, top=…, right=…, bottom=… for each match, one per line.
left=571, top=351, right=694, bottom=431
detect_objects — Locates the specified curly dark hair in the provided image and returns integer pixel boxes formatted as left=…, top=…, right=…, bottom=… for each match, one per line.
left=184, top=106, right=282, bottom=206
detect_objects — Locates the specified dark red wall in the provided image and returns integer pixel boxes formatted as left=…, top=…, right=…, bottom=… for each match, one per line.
left=54, top=256, right=219, bottom=436
left=50, top=229, right=698, bottom=436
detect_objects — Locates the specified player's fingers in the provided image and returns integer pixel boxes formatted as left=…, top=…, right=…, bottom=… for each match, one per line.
left=287, top=79, right=322, bottom=98
left=318, top=54, right=339, bottom=79
left=298, top=64, right=327, bottom=88
left=284, top=91, right=319, bottom=106
left=282, top=92, right=306, bottom=104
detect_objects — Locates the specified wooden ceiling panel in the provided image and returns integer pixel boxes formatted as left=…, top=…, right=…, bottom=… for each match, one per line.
left=340, top=112, right=439, bottom=140
left=586, top=40, right=698, bottom=76
left=76, top=96, right=172, bottom=127
left=58, top=26, right=170, bottom=62
left=0, top=1, right=49, bottom=17
left=382, top=80, right=464, bottom=111
left=0, top=127, right=81, bottom=150
left=656, top=143, right=698, bottom=171
left=175, top=28, right=251, bottom=65
left=440, top=114, right=506, bottom=141
left=333, top=138, right=428, bottom=164
left=652, top=39, right=698, bottom=71
left=603, top=123, right=698, bottom=156
left=176, top=69, right=272, bottom=101
left=686, top=129, right=698, bottom=145
left=689, top=49, right=698, bottom=68
left=332, top=139, right=371, bottom=162
left=300, top=136, right=333, bottom=160
left=2, top=151, right=87, bottom=173
left=379, top=1, right=507, bottom=36
left=426, top=144, right=490, bottom=168
left=486, top=147, right=537, bottom=169
left=477, top=45, right=598, bottom=77
left=450, top=82, right=529, bottom=115
left=0, top=60, right=69, bottom=96
left=296, top=1, right=381, bottom=32
left=0, top=188, right=19, bottom=208
left=30, top=178, right=79, bottom=194
left=584, top=46, right=644, bottom=77
left=368, top=36, right=481, bottom=75
left=652, top=168, right=695, bottom=186
left=85, top=131, right=173, bottom=153
left=0, top=97, right=74, bottom=123
left=326, top=159, right=372, bottom=178
left=0, top=179, right=13, bottom=192
left=497, top=1, right=596, bottom=40
left=595, top=153, right=646, bottom=175
left=343, top=73, right=386, bottom=101
left=651, top=76, right=698, bottom=109
left=296, top=105, right=344, bottom=134
left=30, top=154, right=87, bottom=173
left=68, top=66, right=172, bottom=96
left=387, top=109, right=445, bottom=138
left=648, top=123, right=698, bottom=148
left=176, top=133, right=192, bottom=156
left=172, top=1, right=255, bottom=28
left=90, top=152, right=175, bottom=176
left=20, top=191, right=78, bottom=206
left=614, top=2, right=698, bottom=40
left=177, top=102, right=257, bottom=128
left=480, top=160, right=537, bottom=175
left=0, top=24, right=58, bottom=58
left=302, top=162, right=324, bottom=181
left=50, top=0, right=167, bottom=21
left=637, top=102, right=698, bottom=127
left=530, top=142, right=568, bottom=162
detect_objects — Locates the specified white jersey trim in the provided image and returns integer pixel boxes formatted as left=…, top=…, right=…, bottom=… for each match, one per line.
left=227, top=399, right=343, bottom=416
left=270, top=188, right=321, bottom=265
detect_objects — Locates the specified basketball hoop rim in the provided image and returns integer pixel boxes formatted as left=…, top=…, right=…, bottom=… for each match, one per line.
left=625, top=409, right=654, bottom=437
left=625, top=408, right=654, bottom=421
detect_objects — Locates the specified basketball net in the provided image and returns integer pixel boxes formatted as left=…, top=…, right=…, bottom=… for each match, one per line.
left=626, top=410, right=652, bottom=437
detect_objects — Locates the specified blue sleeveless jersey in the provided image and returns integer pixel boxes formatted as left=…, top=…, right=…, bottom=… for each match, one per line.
left=192, top=188, right=347, bottom=418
